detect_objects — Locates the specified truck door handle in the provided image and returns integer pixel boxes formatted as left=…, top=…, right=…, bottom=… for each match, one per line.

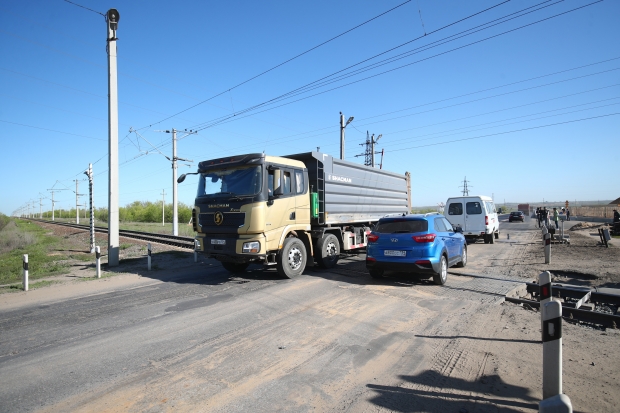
left=289, top=212, right=296, bottom=220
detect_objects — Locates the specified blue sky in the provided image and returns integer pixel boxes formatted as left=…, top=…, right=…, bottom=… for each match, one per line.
left=1, top=0, right=618, bottom=217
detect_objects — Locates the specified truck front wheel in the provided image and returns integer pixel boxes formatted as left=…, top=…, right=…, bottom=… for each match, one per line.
left=316, top=233, right=340, bottom=268
left=276, top=237, right=306, bottom=279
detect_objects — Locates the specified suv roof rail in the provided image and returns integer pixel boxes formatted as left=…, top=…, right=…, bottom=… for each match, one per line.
left=424, top=212, right=441, bottom=217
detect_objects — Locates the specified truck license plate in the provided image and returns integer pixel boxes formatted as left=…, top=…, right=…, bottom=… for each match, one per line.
left=384, top=250, right=406, bottom=257
left=211, top=239, right=226, bottom=245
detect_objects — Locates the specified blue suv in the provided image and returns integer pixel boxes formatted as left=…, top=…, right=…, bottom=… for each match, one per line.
left=366, top=213, right=467, bottom=285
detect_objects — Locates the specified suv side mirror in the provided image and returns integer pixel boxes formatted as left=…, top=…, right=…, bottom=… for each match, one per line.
left=454, top=226, right=463, bottom=233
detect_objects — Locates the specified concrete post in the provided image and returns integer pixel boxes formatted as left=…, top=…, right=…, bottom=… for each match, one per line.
left=544, top=233, right=551, bottom=264
left=23, top=254, right=29, bottom=291
left=95, top=246, right=101, bottom=278
left=147, top=243, right=152, bottom=271
left=106, top=9, right=120, bottom=267
left=172, top=129, right=178, bottom=236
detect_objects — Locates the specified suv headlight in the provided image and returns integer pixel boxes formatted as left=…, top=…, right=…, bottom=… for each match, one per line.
left=242, top=241, right=260, bottom=253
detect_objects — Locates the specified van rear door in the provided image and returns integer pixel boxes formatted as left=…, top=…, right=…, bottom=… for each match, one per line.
left=465, top=201, right=483, bottom=232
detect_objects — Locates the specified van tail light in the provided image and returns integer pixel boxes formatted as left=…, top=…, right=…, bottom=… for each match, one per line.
left=367, top=233, right=379, bottom=242
left=485, top=215, right=489, bottom=225
left=413, top=233, right=436, bottom=243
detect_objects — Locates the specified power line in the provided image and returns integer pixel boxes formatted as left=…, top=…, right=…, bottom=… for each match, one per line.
left=188, top=0, right=521, bottom=130
left=385, top=112, right=620, bottom=152
left=189, top=0, right=603, bottom=132
left=135, top=0, right=414, bottom=131
left=62, top=0, right=105, bottom=17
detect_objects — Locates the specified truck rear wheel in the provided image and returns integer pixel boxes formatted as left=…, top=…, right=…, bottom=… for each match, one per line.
left=316, top=233, right=340, bottom=268
left=276, top=237, right=306, bottom=279
left=221, top=262, right=249, bottom=273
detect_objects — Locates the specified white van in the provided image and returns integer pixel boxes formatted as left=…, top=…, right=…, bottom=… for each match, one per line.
left=444, top=196, right=499, bottom=244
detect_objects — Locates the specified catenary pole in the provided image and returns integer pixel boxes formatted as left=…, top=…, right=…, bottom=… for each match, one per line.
left=161, top=189, right=166, bottom=226
left=106, top=9, right=120, bottom=266
left=172, top=129, right=178, bottom=236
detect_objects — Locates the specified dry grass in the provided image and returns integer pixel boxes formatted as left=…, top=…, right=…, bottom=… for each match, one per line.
left=0, top=221, right=37, bottom=254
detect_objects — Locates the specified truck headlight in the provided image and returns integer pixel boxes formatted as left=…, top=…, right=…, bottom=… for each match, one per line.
left=242, top=241, right=260, bottom=253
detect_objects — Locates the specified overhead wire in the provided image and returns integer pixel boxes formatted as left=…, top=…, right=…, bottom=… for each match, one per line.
left=135, top=0, right=415, bottom=131
left=189, top=0, right=603, bottom=132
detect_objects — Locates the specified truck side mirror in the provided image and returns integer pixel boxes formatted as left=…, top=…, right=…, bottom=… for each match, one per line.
left=177, top=174, right=186, bottom=183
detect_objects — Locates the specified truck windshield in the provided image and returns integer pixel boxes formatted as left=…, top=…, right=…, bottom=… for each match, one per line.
left=197, top=166, right=262, bottom=197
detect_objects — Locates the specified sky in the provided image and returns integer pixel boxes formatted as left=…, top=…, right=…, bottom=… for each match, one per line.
left=1, top=0, right=618, bottom=217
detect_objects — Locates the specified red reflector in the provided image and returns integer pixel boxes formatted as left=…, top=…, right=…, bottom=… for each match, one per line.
left=368, top=233, right=379, bottom=242
left=366, top=257, right=376, bottom=263
left=415, top=260, right=431, bottom=265
left=541, top=286, right=549, bottom=296
left=413, top=233, right=436, bottom=243
left=485, top=215, right=489, bottom=225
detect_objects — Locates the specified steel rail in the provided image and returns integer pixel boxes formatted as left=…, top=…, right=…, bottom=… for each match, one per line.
left=29, top=219, right=195, bottom=250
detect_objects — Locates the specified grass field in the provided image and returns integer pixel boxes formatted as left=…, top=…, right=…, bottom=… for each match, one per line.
left=0, top=219, right=69, bottom=286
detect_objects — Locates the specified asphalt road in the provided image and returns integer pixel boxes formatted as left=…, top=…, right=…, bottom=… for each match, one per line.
left=0, top=218, right=564, bottom=413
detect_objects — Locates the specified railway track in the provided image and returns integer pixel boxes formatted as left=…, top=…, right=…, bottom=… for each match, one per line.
left=31, top=219, right=195, bottom=250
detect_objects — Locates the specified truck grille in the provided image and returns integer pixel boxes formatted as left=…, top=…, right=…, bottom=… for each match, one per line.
left=199, top=212, right=246, bottom=229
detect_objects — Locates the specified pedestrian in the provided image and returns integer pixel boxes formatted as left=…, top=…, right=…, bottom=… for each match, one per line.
left=566, top=208, right=570, bottom=221
left=536, top=207, right=542, bottom=228
left=614, top=209, right=620, bottom=223
left=553, top=207, right=559, bottom=229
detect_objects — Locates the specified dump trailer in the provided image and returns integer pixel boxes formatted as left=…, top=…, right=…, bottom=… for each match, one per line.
left=179, top=151, right=411, bottom=278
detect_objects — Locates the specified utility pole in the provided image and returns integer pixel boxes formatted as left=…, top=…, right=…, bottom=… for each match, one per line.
left=172, top=129, right=178, bottom=236
left=355, top=132, right=382, bottom=167
left=165, top=128, right=194, bottom=236
left=47, top=188, right=69, bottom=221
left=161, top=189, right=167, bottom=226
left=106, top=8, right=120, bottom=266
left=74, top=179, right=84, bottom=224
left=39, top=194, right=44, bottom=219
left=84, top=164, right=95, bottom=253
left=460, top=177, right=471, bottom=196
left=339, top=112, right=354, bottom=160
left=371, top=134, right=382, bottom=168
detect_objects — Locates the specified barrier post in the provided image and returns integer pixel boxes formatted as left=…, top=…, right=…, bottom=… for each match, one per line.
left=23, top=254, right=29, bottom=291
left=95, top=246, right=101, bottom=278
left=541, top=301, right=571, bottom=408
left=544, top=233, right=551, bottom=264
left=147, top=243, right=152, bottom=271
left=539, top=394, right=572, bottom=413
left=539, top=271, right=552, bottom=335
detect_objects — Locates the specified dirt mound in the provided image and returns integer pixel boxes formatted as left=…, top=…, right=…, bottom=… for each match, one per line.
left=569, top=222, right=604, bottom=231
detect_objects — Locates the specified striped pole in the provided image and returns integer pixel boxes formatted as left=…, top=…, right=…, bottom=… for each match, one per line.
left=23, top=254, right=29, bottom=291
left=148, top=243, right=152, bottom=271
left=96, top=246, right=101, bottom=278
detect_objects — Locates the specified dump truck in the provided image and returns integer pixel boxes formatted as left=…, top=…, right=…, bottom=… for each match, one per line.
left=178, top=151, right=411, bottom=278
left=517, top=203, right=531, bottom=216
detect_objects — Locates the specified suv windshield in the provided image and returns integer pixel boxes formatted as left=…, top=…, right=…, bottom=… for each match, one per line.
left=197, top=165, right=262, bottom=197
left=375, top=219, right=428, bottom=233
